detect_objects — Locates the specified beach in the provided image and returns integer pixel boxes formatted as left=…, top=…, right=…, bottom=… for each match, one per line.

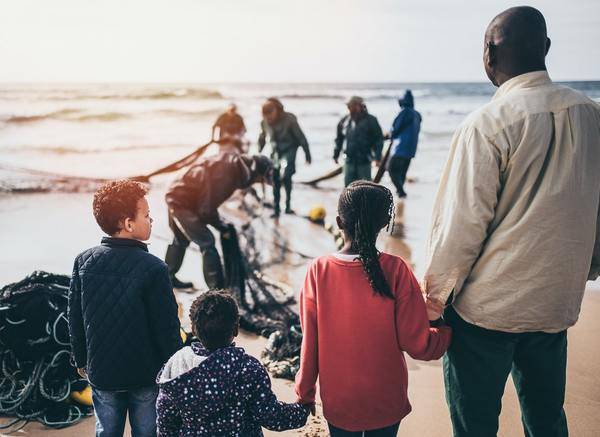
left=1, top=176, right=599, bottom=436
left=1, top=82, right=600, bottom=436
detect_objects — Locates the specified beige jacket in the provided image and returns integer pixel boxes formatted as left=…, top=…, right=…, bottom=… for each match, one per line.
left=424, top=71, right=600, bottom=333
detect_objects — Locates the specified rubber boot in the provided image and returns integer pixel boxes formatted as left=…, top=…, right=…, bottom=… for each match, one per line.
left=284, top=178, right=294, bottom=214
left=202, top=247, right=225, bottom=290
left=165, top=244, right=194, bottom=289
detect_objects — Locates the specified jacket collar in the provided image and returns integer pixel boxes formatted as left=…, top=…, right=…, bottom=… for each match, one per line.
left=101, top=237, right=148, bottom=251
left=191, top=341, right=236, bottom=356
left=492, top=70, right=552, bottom=101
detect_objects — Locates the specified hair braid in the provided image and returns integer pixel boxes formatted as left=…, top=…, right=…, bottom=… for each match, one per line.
left=338, top=181, right=395, bottom=298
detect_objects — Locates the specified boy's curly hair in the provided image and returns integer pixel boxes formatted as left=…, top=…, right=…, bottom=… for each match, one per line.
left=93, top=180, right=148, bottom=235
left=190, top=290, right=239, bottom=351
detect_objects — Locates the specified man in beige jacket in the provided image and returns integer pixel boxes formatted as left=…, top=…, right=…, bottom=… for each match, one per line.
left=424, top=6, right=600, bottom=437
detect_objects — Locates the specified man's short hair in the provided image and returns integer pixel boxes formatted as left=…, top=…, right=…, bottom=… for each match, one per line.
left=190, top=290, right=239, bottom=350
left=93, top=180, right=148, bottom=235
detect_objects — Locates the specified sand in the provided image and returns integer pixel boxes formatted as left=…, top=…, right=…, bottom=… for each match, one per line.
left=1, top=174, right=599, bottom=436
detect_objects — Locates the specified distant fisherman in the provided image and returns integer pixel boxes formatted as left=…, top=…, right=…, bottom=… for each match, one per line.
left=258, top=98, right=311, bottom=217
left=212, top=103, right=247, bottom=150
left=386, top=90, right=422, bottom=198
left=334, top=96, right=384, bottom=187
left=164, top=148, right=273, bottom=290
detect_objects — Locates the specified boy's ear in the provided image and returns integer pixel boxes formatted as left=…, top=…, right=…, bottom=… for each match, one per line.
left=123, top=217, right=134, bottom=233
left=335, top=216, right=343, bottom=229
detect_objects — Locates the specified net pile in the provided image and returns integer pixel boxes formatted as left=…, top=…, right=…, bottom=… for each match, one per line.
left=0, top=271, right=92, bottom=431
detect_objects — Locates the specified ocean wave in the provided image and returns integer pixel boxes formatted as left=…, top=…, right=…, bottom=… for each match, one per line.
left=3, top=107, right=223, bottom=125
left=1, top=88, right=223, bottom=101
left=1, top=144, right=192, bottom=155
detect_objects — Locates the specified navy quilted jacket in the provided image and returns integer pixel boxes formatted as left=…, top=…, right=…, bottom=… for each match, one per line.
left=68, top=237, right=183, bottom=390
left=156, top=343, right=309, bottom=436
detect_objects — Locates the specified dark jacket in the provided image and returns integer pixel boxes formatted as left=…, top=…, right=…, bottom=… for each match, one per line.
left=390, top=106, right=421, bottom=159
left=165, top=150, right=253, bottom=227
left=68, top=237, right=183, bottom=390
left=258, top=112, right=311, bottom=163
left=334, top=111, right=384, bottom=164
left=213, top=112, right=246, bottom=137
left=156, top=342, right=309, bottom=436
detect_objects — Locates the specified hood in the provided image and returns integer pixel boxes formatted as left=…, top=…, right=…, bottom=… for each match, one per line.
left=399, top=90, right=414, bottom=108
left=158, top=345, right=207, bottom=383
left=157, top=342, right=249, bottom=418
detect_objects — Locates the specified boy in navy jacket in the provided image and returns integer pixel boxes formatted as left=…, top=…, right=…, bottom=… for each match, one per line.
left=68, top=180, right=182, bottom=437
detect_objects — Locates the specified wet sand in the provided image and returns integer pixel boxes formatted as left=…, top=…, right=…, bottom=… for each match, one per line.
left=1, top=172, right=599, bottom=436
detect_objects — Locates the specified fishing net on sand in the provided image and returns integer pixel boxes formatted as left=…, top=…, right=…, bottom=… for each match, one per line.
left=221, top=221, right=302, bottom=380
left=0, top=271, right=92, bottom=431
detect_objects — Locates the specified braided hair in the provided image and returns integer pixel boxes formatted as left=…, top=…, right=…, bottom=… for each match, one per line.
left=338, top=181, right=395, bottom=298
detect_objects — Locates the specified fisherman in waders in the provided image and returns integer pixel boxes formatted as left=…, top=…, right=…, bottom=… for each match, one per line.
left=212, top=103, right=247, bottom=151
left=164, top=149, right=273, bottom=290
left=386, top=90, right=421, bottom=198
left=258, top=98, right=311, bottom=217
left=334, top=96, right=384, bottom=187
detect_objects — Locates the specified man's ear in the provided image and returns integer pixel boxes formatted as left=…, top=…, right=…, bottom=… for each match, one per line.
left=485, top=41, right=496, bottom=68
left=545, top=37, right=551, bottom=56
left=335, top=215, right=343, bottom=229
left=232, top=323, right=239, bottom=338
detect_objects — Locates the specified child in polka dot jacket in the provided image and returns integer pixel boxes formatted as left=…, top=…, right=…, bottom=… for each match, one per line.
left=156, top=290, right=313, bottom=436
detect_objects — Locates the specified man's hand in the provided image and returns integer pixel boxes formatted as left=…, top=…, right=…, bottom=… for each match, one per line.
left=333, top=157, right=339, bottom=164
left=384, top=132, right=391, bottom=140
left=77, top=367, right=88, bottom=379
left=424, top=295, right=445, bottom=321
left=306, top=157, right=312, bottom=165
left=373, top=160, right=380, bottom=167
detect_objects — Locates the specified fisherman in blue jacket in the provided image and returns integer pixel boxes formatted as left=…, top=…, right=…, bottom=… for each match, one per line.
left=387, top=90, right=422, bottom=198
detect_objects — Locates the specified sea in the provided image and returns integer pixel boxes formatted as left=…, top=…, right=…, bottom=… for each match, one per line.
left=2, top=81, right=599, bottom=188
left=1, top=82, right=599, bottom=279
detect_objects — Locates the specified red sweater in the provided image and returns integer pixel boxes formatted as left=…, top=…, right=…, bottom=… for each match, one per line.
left=295, top=253, right=451, bottom=431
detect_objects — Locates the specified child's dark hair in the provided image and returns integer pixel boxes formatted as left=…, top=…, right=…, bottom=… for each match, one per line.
left=93, top=180, right=148, bottom=235
left=338, top=181, right=395, bottom=298
left=190, top=290, right=240, bottom=350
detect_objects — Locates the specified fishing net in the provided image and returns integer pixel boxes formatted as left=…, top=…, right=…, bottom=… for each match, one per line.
left=221, top=222, right=302, bottom=380
left=0, top=271, right=92, bottom=431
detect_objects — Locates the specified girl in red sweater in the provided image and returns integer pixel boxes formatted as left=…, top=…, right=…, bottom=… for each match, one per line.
left=295, top=181, right=452, bottom=436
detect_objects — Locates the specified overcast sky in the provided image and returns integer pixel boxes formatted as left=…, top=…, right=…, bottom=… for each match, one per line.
left=1, top=0, right=598, bottom=83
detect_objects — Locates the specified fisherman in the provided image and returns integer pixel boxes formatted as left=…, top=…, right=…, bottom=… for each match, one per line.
left=386, top=90, right=422, bottom=198
left=212, top=103, right=246, bottom=144
left=258, top=98, right=311, bottom=217
left=164, top=149, right=273, bottom=290
left=334, top=96, right=384, bottom=187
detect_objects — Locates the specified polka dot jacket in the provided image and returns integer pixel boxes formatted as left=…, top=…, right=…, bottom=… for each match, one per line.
left=156, top=342, right=309, bottom=436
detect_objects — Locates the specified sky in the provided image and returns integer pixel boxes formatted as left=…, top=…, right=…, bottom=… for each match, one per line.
left=0, top=0, right=598, bottom=83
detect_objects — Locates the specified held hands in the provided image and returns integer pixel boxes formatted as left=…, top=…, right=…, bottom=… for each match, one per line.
left=300, top=401, right=316, bottom=416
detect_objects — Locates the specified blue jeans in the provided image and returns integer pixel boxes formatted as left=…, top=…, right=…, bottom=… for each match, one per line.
left=92, top=386, right=158, bottom=437
left=328, top=422, right=400, bottom=436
